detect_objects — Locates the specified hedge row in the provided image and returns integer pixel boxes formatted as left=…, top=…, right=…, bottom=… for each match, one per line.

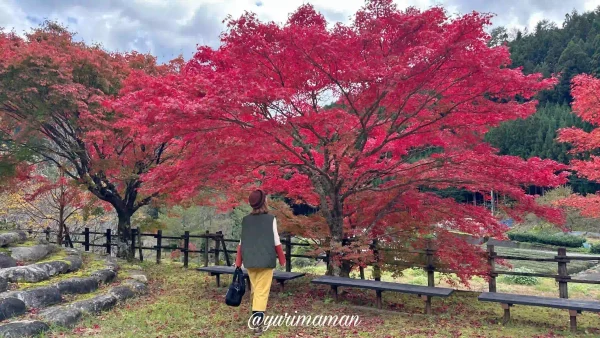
left=507, top=232, right=586, bottom=248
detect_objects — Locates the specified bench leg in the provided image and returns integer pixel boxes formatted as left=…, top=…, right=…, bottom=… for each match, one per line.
left=215, top=274, right=220, bottom=287
left=421, top=295, right=431, bottom=314
left=331, top=286, right=338, bottom=301
left=569, top=310, right=578, bottom=333
left=376, top=291, right=383, bottom=309
left=501, top=303, right=510, bottom=325
left=278, top=280, right=285, bottom=292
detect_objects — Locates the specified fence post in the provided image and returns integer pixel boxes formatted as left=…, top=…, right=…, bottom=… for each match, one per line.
left=203, top=230, right=209, bottom=267
left=156, top=230, right=162, bottom=264
left=214, top=232, right=221, bottom=266
left=219, top=232, right=231, bottom=266
left=285, top=234, right=292, bottom=272
left=106, top=229, right=112, bottom=255
left=84, top=228, right=90, bottom=252
left=426, top=240, right=435, bottom=287
left=45, top=227, right=50, bottom=242
left=359, top=266, right=365, bottom=280
left=130, top=229, right=137, bottom=259
left=138, top=231, right=144, bottom=262
left=65, top=232, right=74, bottom=248
left=487, top=245, right=497, bottom=292
left=557, top=247, right=569, bottom=299
left=183, top=231, right=190, bottom=268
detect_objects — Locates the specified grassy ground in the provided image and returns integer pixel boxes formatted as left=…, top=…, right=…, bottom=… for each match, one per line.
left=41, top=262, right=600, bottom=338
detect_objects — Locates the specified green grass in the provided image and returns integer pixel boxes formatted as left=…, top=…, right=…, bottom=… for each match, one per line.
left=38, top=262, right=600, bottom=337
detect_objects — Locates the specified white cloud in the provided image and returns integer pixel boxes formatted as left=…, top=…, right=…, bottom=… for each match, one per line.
left=0, top=0, right=597, bottom=63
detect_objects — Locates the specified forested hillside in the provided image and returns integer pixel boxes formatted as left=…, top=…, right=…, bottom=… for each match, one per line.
left=486, top=8, right=600, bottom=193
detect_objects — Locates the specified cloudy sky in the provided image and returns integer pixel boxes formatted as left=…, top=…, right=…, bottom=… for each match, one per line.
left=1, top=0, right=599, bottom=63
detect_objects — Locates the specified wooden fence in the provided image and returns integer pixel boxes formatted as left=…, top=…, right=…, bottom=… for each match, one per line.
left=26, top=227, right=600, bottom=299
left=487, top=244, right=600, bottom=299
left=25, top=227, right=320, bottom=272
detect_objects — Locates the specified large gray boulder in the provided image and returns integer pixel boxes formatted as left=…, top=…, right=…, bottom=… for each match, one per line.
left=91, top=269, right=117, bottom=284
left=34, top=260, right=70, bottom=276
left=0, top=298, right=26, bottom=321
left=14, top=231, right=27, bottom=242
left=56, top=277, right=98, bottom=294
left=0, top=254, right=16, bottom=269
left=70, top=294, right=117, bottom=314
left=63, top=255, right=83, bottom=272
left=10, top=244, right=55, bottom=262
left=0, top=265, right=49, bottom=283
left=0, top=277, right=7, bottom=293
left=0, top=232, right=25, bottom=247
left=104, top=257, right=119, bottom=271
left=38, top=306, right=82, bottom=328
left=2, top=286, right=61, bottom=309
left=109, top=286, right=135, bottom=302
left=126, top=270, right=147, bottom=283
left=123, top=280, right=148, bottom=295
left=0, top=320, right=49, bottom=337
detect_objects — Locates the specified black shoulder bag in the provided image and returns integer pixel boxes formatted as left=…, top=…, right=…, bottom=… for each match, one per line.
left=225, top=267, right=246, bottom=306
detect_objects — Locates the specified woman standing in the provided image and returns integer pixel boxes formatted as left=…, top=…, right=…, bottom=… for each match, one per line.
left=235, top=189, right=286, bottom=335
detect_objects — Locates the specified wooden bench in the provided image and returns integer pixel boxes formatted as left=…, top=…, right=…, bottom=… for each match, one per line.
left=197, top=265, right=305, bottom=291
left=311, top=276, right=454, bottom=314
left=478, top=292, right=600, bottom=332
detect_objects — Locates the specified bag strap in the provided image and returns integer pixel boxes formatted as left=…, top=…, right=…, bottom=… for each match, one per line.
left=233, top=267, right=243, bottom=284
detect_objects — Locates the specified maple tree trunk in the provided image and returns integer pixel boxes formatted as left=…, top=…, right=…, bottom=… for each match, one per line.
left=326, top=199, right=352, bottom=277
left=57, top=207, right=64, bottom=245
left=116, top=211, right=134, bottom=261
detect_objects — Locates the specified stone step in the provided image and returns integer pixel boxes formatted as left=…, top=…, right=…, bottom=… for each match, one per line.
left=9, top=244, right=57, bottom=263
left=0, top=268, right=116, bottom=311
left=0, top=320, right=49, bottom=338
left=0, top=274, right=148, bottom=336
left=0, top=250, right=83, bottom=287
left=0, top=251, right=149, bottom=337
left=0, top=232, right=27, bottom=248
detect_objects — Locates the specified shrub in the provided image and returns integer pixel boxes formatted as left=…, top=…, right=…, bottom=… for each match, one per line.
left=170, top=249, right=182, bottom=261
left=412, top=275, right=428, bottom=286
left=291, top=241, right=316, bottom=268
left=507, top=232, right=586, bottom=248
left=591, top=243, right=600, bottom=254
left=405, top=267, right=426, bottom=277
left=500, top=268, right=539, bottom=285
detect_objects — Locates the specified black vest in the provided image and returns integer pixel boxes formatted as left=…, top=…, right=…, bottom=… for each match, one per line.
left=241, top=214, right=276, bottom=268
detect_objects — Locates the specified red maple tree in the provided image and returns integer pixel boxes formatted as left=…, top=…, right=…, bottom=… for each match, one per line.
left=557, top=74, right=600, bottom=217
left=141, top=0, right=568, bottom=278
left=0, top=22, right=186, bottom=257
left=13, top=165, right=110, bottom=244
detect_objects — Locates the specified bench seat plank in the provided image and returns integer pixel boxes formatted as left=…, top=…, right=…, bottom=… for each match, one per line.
left=311, top=276, right=453, bottom=297
left=197, top=266, right=305, bottom=280
left=478, top=292, right=600, bottom=312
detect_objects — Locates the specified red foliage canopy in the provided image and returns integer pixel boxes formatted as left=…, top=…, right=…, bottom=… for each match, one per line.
left=138, top=1, right=567, bottom=278
left=557, top=74, right=600, bottom=217
left=0, top=22, right=186, bottom=255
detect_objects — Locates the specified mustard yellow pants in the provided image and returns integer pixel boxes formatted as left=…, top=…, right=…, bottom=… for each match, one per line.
left=247, top=268, right=273, bottom=311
